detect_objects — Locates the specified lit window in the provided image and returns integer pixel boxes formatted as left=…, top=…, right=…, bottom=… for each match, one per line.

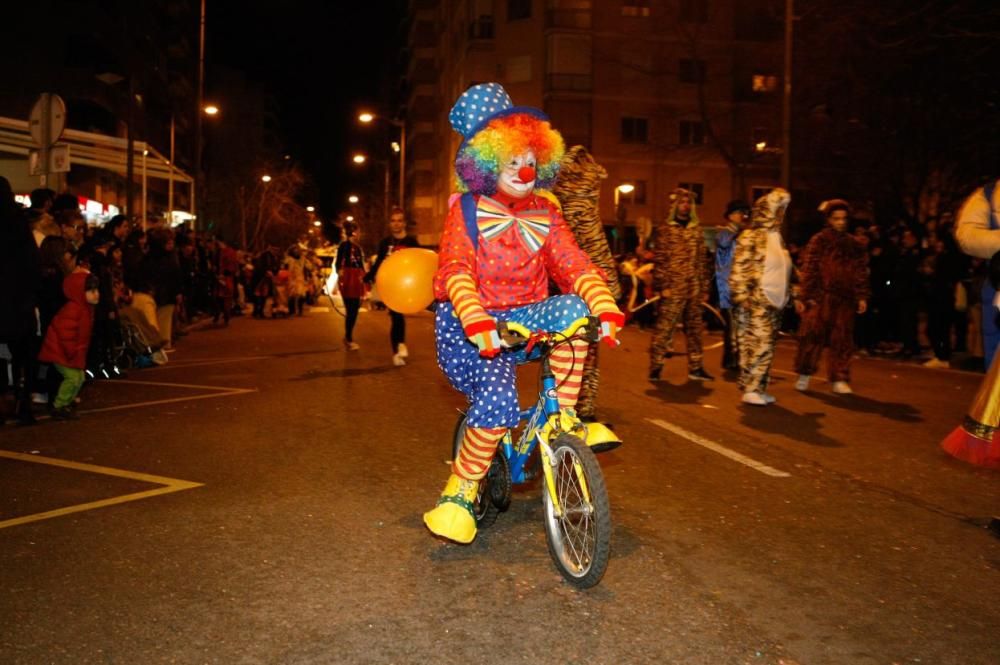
left=753, top=127, right=770, bottom=152
left=752, top=74, right=779, bottom=93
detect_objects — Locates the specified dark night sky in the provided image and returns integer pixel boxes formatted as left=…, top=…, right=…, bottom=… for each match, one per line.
left=208, top=1, right=406, bottom=219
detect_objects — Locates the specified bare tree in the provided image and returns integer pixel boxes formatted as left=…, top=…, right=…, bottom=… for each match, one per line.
left=791, top=0, right=1000, bottom=223
left=236, top=165, right=310, bottom=252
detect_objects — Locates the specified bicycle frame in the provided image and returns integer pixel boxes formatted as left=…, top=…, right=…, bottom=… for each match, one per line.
left=455, top=317, right=613, bottom=587
left=500, top=351, right=563, bottom=485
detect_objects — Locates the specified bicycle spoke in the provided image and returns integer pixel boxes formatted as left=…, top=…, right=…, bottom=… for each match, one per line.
left=554, top=448, right=595, bottom=573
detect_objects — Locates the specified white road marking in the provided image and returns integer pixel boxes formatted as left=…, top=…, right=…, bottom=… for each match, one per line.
left=647, top=418, right=791, bottom=478
left=79, top=388, right=256, bottom=415
left=0, top=450, right=203, bottom=530
left=74, top=378, right=257, bottom=415
left=144, top=356, right=270, bottom=371
left=115, top=378, right=254, bottom=392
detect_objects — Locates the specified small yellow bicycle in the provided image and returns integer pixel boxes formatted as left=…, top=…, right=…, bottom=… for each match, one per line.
left=450, top=316, right=620, bottom=588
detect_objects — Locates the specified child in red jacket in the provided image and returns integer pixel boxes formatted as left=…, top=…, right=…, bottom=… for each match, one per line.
left=38, top=272, right=100, bottom=420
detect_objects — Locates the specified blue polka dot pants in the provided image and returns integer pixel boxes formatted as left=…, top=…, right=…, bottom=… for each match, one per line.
left=435, top=295, right=591, bottom=428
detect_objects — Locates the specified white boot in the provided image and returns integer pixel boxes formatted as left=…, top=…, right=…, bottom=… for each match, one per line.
left=397, top=343, right=409, bottom=358
left=831, top=381, right=853, bottom=394
left=795, top=374, right=810, bottom=391
left=742, top=391, right=768, bottom=406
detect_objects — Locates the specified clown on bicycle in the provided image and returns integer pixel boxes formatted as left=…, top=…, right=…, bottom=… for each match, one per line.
left=423, top=83, right=624, bottom=544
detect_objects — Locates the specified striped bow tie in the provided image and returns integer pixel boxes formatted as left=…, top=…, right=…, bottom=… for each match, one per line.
left=476, top=196, right=551, bottom=253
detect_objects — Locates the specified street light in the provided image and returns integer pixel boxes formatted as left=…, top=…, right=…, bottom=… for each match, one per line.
left=346, top=215, right=355, bottom=222
left=306, top=205, right=315, bottom=212
left=313, top=220, right=322, bottom=227
left=199, top=104, right=222, bottom=234
left=261, top=174, right=272, bottom=183
left=356, top=111, right=406, bottom=210
left=351, top=151, right=389, bottom=232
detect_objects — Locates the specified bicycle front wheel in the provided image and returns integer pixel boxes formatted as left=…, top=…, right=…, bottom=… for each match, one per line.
left=542, top=434, right=612, bottom=588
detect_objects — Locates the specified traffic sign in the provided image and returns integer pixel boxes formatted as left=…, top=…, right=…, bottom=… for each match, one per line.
left=29, top=144, right=71, bottom=176
left=29, top=93, right=66, bottom=147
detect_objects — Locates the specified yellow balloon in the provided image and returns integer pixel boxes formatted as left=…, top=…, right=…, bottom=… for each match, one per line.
left=375, top=248, right=439, bottom=314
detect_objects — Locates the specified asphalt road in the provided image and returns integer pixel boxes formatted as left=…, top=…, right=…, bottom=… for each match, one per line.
left=2, top=304, right=998, bottom=665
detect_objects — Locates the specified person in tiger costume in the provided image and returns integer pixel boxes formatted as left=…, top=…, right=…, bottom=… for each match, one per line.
left=729, top=188, right=793, bottom=405
left=648, top=188, right=713, bottom=382
left=793, top=199, right=870, bottom=395
left=553, top=145, right=623, bottom=421
left=423, top=83, right=625, bottom=545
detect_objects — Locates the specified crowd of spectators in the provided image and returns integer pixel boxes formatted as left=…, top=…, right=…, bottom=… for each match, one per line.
left=0, top=179, right=328, bottom=425
left=804, top=212, right=981, bottom=366
left=3, top=173, right=987, bottom=423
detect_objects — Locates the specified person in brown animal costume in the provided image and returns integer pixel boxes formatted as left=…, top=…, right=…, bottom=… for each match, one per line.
left=793, top=199, right=870, bottom=394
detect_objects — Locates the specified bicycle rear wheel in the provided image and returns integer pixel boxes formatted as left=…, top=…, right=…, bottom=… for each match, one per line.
left=451, top=414, right=510, bottom=529
left=542, top=434, right=612, bottom=588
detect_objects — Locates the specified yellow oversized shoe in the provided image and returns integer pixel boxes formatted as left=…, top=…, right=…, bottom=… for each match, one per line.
left=583, top=421, right=622, bottom=453
left=423, top=474, right=479, bottom=544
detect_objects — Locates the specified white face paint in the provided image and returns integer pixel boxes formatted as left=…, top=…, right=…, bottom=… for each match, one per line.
left=497, top=150, right=537, bottom=198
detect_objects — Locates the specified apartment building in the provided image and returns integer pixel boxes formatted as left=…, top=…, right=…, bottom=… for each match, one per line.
left=405, top=0, right=783, bottom=245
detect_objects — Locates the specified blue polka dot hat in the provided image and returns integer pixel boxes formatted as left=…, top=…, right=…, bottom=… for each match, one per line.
left=448, top=82, right=549, bottom=146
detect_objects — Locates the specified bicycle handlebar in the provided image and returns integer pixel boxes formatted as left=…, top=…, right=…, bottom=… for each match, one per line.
left=497, top=316, right=599, bottom=349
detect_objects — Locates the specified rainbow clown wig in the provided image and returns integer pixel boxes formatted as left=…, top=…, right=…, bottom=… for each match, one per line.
left=448, top=83, right=565, bottom=196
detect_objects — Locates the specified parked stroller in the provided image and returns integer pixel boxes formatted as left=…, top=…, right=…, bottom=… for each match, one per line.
left=115, top=307, right=168, bottom=368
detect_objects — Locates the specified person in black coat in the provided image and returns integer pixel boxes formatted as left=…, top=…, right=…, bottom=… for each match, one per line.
left=922, top=234, right=963, bottom=366
left=365, top=208, right=418, bottom=365
left=141, top=228, right=183, bottom=348
left=121, top=229, right=147, bottom=294
left=79, top=231, right=120, bottom=374
left=0, top=176, right=41, bottom=424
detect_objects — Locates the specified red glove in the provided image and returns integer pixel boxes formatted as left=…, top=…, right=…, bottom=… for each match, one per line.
left=598, top=311, right=625, bottom=348
left=464, top=319, right=502, bottom=358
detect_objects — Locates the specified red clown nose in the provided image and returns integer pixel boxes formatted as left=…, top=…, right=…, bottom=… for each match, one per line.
left=517, top=166, right=536, bottom=183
